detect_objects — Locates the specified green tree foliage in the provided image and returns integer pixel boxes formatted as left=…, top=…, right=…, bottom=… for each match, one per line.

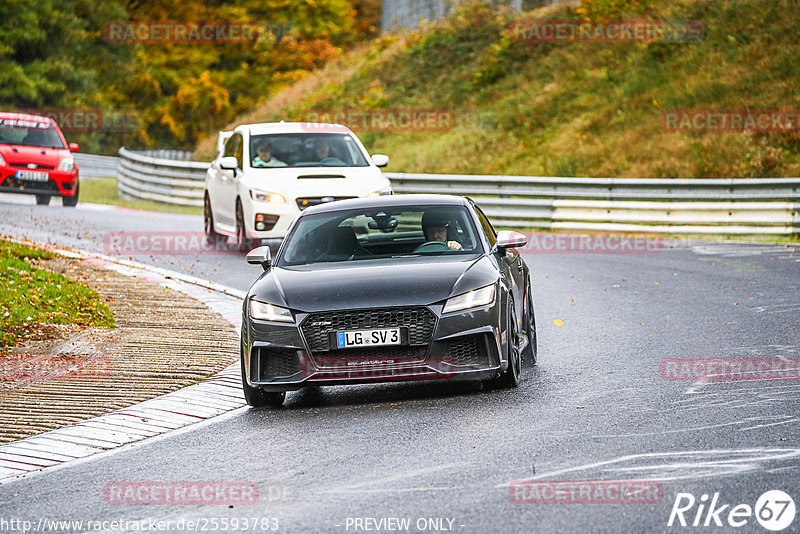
left=0, top=0, right=365, bottom=153
left=0, top=0, right=128, bottom=106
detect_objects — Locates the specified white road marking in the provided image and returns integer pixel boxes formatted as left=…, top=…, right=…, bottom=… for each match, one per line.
left=497, top=448, right=800, bottom=486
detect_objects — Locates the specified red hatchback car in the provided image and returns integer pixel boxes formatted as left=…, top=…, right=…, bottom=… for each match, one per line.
left=0, top=112, right=80, bottom=206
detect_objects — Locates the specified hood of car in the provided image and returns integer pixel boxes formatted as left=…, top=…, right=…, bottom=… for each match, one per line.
left=240, top=165, right=389, bottom=197
left=0, top=144, right=70, bottom=168
left=249, top=255, right=499, bottom=313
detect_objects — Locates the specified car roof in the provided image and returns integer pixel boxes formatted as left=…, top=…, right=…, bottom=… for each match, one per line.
left=301, top=194, right=470, bottom=215
left=236, top=122, right=354, bottom=136
left=0, top=112, right=55, bottom=124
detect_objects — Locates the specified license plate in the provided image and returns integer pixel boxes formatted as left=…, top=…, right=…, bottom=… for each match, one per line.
left=336, top=328, right=402, bottom=349
left=16, top=169, right=49, bottom=182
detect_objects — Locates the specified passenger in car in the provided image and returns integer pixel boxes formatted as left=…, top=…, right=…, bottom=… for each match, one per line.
left=252, top=141, right=287, bottom=167
left=322, top=226, right=369, bottom=261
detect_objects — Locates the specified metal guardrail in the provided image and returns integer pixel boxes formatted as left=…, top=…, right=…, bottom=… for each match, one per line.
left=74, top=153, right=120, bottom=179
left=117, top=147, right=207, bottom=207
left=386, top=173, right=800, bottom=234
left=114, top=148, right=799, bottom=234
left=134, top=149, right=193, bottom=161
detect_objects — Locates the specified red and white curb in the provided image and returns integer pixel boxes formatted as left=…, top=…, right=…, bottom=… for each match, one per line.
left=0, top=244, right=248, bottom=482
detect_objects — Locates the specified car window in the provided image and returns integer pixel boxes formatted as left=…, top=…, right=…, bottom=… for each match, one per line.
left=279, top=205, right=482, bottom=266
left=474, top=205, right=497, bottom=246
left=248, top=133, right=369, bottom=168
left=223, top=133, right=243, bottom=167
left=0, top=118, right=65, bottom=149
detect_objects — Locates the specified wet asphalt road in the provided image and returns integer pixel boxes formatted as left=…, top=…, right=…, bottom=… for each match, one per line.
left=1, top=196, right=799, bottom=533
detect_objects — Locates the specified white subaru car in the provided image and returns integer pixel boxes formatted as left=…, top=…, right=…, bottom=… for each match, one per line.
left=204, top=122, right=392, bottom=247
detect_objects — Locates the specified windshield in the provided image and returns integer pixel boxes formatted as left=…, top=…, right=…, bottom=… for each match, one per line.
left=279, top=205, right=482, bottom=266
left=0, top=118, right=65, bottom=149
left=249, top=133, right=369, bottom=168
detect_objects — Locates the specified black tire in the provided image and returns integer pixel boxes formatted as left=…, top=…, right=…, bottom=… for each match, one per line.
left=234, top=199, right=248, bottom=252
left=240, top=348, right=285, bottom=408
left=204, top=194, right=222, bottom=242
left=62, top=184, right=79, bottom=207
left=521, top=281, right=537, bottom=365
left=35, top=194, right=50, bottom=206
left=489, top=297, right=522, bottom=388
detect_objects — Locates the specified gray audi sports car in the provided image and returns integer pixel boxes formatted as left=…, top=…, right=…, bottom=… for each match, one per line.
left=240, top=194, right=537, bottom=406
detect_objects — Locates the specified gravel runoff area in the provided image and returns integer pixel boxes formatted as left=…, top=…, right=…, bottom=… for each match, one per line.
left=0, top=254, right=240, bottom=445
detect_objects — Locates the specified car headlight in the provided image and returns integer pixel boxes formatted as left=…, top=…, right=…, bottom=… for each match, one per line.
left=442, top=284, right=496, bottom=314
left=0, top=154, right=6, bottom=167
left=249, top=299, right=293, bottom=322
left=367, top=186, right=393, bottom=197
left=58, top=157, right=75, bottom=171
left=250, top=189, right=285, bottom=203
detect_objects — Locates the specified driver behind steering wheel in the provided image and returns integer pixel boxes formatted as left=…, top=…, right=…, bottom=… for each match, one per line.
left=421, top=211, right=462, bottom=251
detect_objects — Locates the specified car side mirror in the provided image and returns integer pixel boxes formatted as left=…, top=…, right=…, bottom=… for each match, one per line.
left=219, top=156, right=239, bottom=176
left=246, top=246, right=271, bottom=270
left=69, top=143, right=79, bottom=152
left=371, top=154, right=389, bottom=167
left=495, top=230, right=527, bottom=250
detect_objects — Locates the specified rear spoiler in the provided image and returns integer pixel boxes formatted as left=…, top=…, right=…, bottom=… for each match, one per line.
left=216, top=130, right=234, bottom=154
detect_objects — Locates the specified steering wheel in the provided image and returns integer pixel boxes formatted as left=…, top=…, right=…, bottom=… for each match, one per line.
left=319, top=157, right=346, bottom=166
left=413, top=241, right=452, bottom=253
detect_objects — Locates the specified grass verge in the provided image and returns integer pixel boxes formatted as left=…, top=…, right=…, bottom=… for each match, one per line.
left=196, top=0, right=800, bottom=178
left=0, top=240, right=114, bottom=354
left=80, top=177, right=202, bottom=216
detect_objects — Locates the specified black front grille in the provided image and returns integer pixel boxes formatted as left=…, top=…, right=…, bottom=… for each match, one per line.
left=0, top=176, right=59, bottom=191
left=255, top=347, right=301, bottom=380
left=10, top=163, right=55, bottom=170
left=296, top=196, right=356, bottom=210
left=314, top=345, right=428, bottom=366
left=301, top=307, right=436, bottom=353
left=444, top=335, right=490, bottom=367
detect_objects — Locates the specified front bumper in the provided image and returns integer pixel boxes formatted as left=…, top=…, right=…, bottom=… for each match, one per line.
left=241, top=301, right=504, bottom=392
left=243, top=200, right=297, bottom=239
left=0, top=170, right=78, bottom=197
left=242, top=194, right=375, bottom=240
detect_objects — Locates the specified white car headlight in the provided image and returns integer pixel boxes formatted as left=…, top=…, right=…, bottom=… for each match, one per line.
left=249, top=300, right=293, bottom=322
left=0, top=154, right=6, bottom=167
left=58, top=157, right=75, bottom=171
left=250, top=189, right=285, bottom=203
left=443, top=284, right=496, bottom=314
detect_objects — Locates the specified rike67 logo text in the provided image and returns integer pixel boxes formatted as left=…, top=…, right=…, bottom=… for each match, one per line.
left=668, top=490, right=795, bottom=531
